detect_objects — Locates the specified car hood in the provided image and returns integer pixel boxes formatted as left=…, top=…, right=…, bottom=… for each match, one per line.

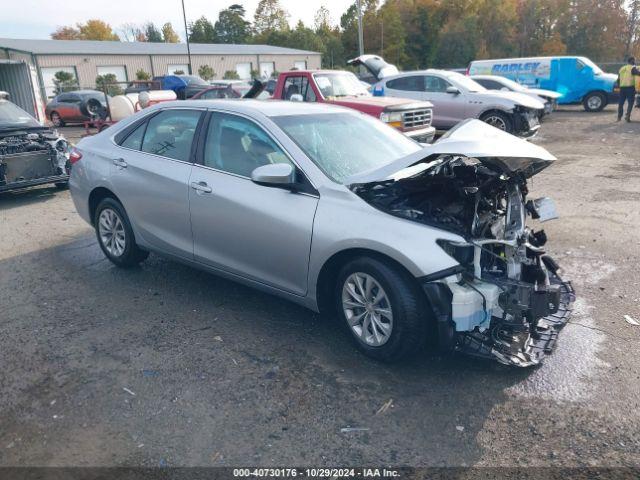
left=347, top=55, right=400, bottom=80
left=328, top=96, right=432, bottom=110
left=474, top=90, right=546, bottom=109
left=346, top=119, right=556, bottom=185
left=526, top=88, right=562, bottom=99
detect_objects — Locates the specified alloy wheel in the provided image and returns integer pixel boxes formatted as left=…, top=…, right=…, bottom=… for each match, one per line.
left=98, top=208, right=126, bottom=257
left=342, top=272, right=393, bottom=347
left=483, top=115, right=507, bottom=130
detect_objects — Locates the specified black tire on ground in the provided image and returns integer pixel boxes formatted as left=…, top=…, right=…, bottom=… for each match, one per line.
left=480, top=110, right=514, bottom=133
left=54, top=182, right=68, bottom=189
left=94, top=197, right=149, bottom=268
left=582, top=91, right=606, bottom=112
left=335, top=256, right=428, bottom=362
left=50, top=111, right=64, bottom=127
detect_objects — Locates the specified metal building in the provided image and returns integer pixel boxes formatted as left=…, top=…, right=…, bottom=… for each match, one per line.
left=0, top=38, right=321, bottom=122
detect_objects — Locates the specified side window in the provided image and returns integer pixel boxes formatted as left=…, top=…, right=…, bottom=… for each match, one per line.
left=386, top=76, right=424, bottom=92
left=140, top=109, right=201, bottom=161
left=203, top=112, right=293, bottom=177
left=120, top=121, right=147, bottom=150
left=57, top=94, right=72, bottom=103
left=425, top=76, right=449, bottom=93
left=283, top=76, right=316, bottom=102
left=478, top=79, right=502, bottom=90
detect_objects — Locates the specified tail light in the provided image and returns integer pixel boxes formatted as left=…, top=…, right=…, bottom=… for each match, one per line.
left=69, top=147, right=83, bottom=165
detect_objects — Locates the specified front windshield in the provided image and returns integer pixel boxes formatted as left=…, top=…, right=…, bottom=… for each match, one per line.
left=182, top=75, right=207, bottom=85
left=273, top=112, right=422, bottom=183
left=0, top=100, right=40, bottom=129
left=496, top=77, right=526, bottom=91
left=579, top=57, right=603, bottom=75
left=313, top=73, right=371, bottom=98
left=449, top=73, right=486, bottom=92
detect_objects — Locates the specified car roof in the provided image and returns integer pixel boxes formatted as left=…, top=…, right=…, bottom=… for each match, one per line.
left=155, top=99, right=353, bottom=117
left=471, top=75, right=508, bottom=81
left=381, top=69, right=459, bottom=81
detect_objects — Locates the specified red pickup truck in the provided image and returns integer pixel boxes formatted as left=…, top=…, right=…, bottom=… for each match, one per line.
left=267, top=69, right=436, bottom=143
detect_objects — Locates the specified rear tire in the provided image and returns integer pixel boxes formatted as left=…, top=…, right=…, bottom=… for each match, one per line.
left=94, top=197, right=149, bottom=268
left=50, top=111, right=64, bottom=127
left=583, top=91, right=606, bottom=112
left=335, top=257, right=427, bottom=362
left=480, top=111, right=513, bottom=133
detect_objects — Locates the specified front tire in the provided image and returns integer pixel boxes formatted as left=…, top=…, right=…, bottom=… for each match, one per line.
left=335, top=257, right=427, bottom=361
left=583, top=91, right=606, bottom=112
left=480, top=111, right=513, bottom=133
left=94, top=198, right=148, bottom=268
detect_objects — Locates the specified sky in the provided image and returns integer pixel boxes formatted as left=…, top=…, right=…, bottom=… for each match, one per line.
left=0, top=0, right=353, bottom=40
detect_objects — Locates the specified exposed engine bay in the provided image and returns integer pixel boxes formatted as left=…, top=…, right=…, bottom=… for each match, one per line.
left=349, top=121, right=574, bottom=367
left=0, top=130, right=70, bottom=192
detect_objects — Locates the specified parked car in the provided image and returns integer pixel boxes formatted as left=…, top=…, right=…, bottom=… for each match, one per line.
left=210, top=80, right=254, bottom=97
left=0, top=92, right=71, bottom=192
left=467, top=56, right=618, bottom=112
left=370, top=68, right=544, bottom=136
left=191, top=86, right=242, bottom=100
left=69, top=100, right=573, bottom=367
left=471, top=75, right=562, bottom=117
left=45, top=89, right=109, bottom=127
left=260, top=69, right=436, bottom=143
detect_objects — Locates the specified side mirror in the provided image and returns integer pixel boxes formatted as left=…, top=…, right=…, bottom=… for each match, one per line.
left=251, top=163, right=296, bottom=189
left=446, top=86, right=460, bottom=95
left=289, top=93, right=303, bottom=102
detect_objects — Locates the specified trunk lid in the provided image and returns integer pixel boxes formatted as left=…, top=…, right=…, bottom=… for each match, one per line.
left=347, top=55, right=399, bottom=80
left=346, top=119, right=556, bottom=185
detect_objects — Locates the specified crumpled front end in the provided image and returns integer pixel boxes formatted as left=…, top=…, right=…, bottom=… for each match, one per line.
left=350, top=120, right=575, bottom=367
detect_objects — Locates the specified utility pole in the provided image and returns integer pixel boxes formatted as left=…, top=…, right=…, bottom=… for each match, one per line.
left=356, top=0, right=364, bottom=57
left=181, top=0, right=193, bottom=74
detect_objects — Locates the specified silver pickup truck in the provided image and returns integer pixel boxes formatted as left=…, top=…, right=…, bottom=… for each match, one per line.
left=351, top=55, right=545, bottom=137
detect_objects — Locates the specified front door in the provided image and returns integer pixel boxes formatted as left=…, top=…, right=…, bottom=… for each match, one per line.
left=422, top=75, right=468, bottom=128
left=111, top=108, right=203, bottom=258
left=189, top=111, right=318, bottom=295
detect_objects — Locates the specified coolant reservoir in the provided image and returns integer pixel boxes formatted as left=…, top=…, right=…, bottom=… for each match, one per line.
left=449, top=281, right=501, bottom=332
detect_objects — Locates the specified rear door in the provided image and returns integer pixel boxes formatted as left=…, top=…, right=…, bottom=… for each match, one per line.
left=111, top=108, right=203, bottom=258
left=188, top=110, right=318, bottom=295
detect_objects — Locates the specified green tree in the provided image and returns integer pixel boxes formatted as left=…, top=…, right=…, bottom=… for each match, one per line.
left=135, top=69, right=151, bottom=80
left=95, top=73, right=123, bottom=96
left=144, top=23, right=163, bottom=42
left=379, top=1, right=407, bottom=66
left=214, top=4, right=251, bottom=43
left=198, top=64, right=216, bottom=80
left=189, top=16, right=216, bottom=43
left=289, top=20, right=324, bottom=53
left=53, top=71, right=78, bottom=94
left=223, top=70, right=241, bottom=79
left=253, top=0, right=290, bottom=34
left=162, top=23, right=180, bottom=43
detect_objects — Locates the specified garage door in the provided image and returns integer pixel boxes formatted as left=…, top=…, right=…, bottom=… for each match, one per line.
left=0, top=61, right=39, bottom=119
left=41, top=66, right=77, bottom=99
left=259, top=62, right=275, bottom=78
left=236, top=63, right=252, bottom=80
left=97, top=65, right=127, bottom=82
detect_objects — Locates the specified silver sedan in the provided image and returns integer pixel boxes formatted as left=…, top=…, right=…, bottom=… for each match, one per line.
left=69, top=100, right=573, bottom=366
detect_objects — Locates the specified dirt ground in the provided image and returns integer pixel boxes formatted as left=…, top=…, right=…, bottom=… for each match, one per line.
left=0, top=106, right=639, bottom=469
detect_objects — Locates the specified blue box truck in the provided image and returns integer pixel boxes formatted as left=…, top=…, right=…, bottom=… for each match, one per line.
left=467, top=56, right=618, bottom=112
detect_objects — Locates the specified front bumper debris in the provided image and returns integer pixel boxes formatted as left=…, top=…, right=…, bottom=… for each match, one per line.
left=456, top=275, right=575, bottom=367
left=404, top=125, right=436, bottom=144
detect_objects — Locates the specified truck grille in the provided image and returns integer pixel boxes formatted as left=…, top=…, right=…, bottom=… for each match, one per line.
left=403, top=108, right=432, bottom=129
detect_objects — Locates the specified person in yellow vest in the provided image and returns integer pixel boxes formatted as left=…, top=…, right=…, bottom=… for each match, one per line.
left=617, top=57, right=640, bottom=122
left=635, top=73, right=640, bottom=109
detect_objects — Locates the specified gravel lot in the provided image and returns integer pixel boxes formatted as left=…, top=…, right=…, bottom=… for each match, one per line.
left=1, top=107, right=639, bottom=468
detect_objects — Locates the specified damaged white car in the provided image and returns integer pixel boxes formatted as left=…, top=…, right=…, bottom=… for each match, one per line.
left=0, top=92, right=70, bottom=192
left=69, top=100, right=573, bottom=367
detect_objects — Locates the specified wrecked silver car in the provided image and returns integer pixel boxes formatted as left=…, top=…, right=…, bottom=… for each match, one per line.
left=0, top=92, right=70, bottom=193
left=70, top=100, right=571, bottom=367
left=349, top=119, right=574, bottom=366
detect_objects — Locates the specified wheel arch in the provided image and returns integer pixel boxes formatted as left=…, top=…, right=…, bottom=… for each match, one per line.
left=88, top=186, right=122, bottom=226
left=315, top=247, right=424, bottom=316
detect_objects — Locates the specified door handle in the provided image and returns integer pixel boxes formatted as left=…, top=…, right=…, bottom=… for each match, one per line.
left=112, top=158, right=128, bottom=168
left=190, top=181, right=212, bottom=194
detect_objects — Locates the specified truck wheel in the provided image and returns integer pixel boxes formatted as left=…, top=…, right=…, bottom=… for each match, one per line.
left=480, top=111, right=513, bottom=133
left=335, top=257, right=427, bottom=362
left=583, top=92, right=606, bottom=112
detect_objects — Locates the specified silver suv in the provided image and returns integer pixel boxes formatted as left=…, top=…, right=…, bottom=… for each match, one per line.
left=351, top=56, right=545, bottom=137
